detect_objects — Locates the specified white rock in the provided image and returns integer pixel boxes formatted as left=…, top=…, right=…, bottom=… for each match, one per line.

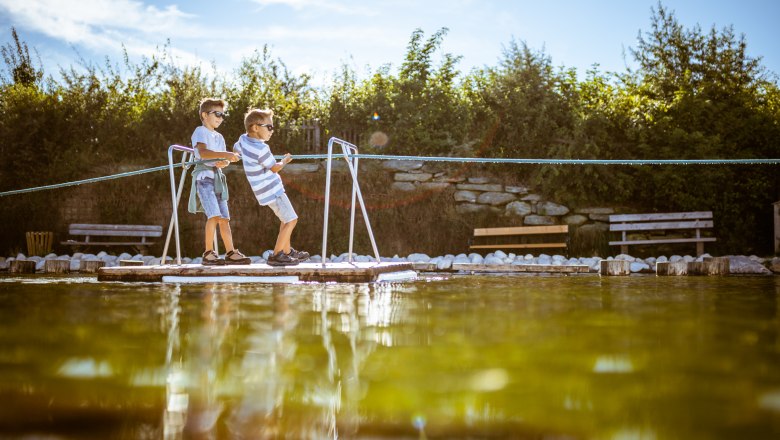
left=117, top=253, right=132, bottom=261
left=28, top=256, right=43, bottom=263
left=436, top=259, right=452, bottom=270
left=191, top=257, right=203, bottom=264
left=537, top=255, right=552, bottom=265
left=470, top=254, right=484, bottom=264
left=646, top=257, right=656, bottom=265
left=355, top=255, right=370, bottom=262
left=656, top=255, right=668, bottom=263
left=83, top=254, right=98, bottom=261
left=70, top=260, right=81, bottom=271
left=683, top=255, right=695, bottom=262
left=615, top=254, right=634, bottom=261
left=494, top=250, right=507, bottom=259
left=72, top=252, right=84, bottom=259
left=35, top=260, right=45, bottom=271
left=727, top=256, right=771, bottom=274
left=57, top=255, right=71, bottom=260
left=131, top=254, right=144, bottom=261
left=567, top=258, right=580, bottom=265
left=524, top=254, right=534, bottom=261
left=16, top=253, right=26, bottom=260
left=45, top=253, right=58, bottom=260
left=407, top=253, right=431, bottom=263
left=483, top=255, right=504, bottom=265
left=453, top=255, right=470, bottom=264
left=262, top=250, right=274, bottom=260
left=511, top=259, right=528, bottom=265
left=309, top=255, right=322, bottom=263
left=670, top=255, right=683, bottom=263
left=96, top=251, right=108, bottom=258
left=630, top=262, right=650, bottom=273
left=552, top=254, right=566, bottom=262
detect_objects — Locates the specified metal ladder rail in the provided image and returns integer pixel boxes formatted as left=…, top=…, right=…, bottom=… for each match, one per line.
left=321, top=138, right=381, bottom=267
left=163, top=144, right=194, bottom=265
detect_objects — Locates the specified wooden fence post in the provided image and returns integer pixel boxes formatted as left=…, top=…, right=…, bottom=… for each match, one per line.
left=600, top=260, right=630, bottom=276
left=80, top=260, right=105, bottom=273
left=44, top=259, right=70, bottom=274
left=10, top=260, right=36, bottom=274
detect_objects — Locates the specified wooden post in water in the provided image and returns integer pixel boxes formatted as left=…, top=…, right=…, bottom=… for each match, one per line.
left=80, top=260, right=105, bottom=273
left=119, top=260, right=144, bottom=267
left=600, top=260, right=630, bottom=276
left=44, top=259, right=70, bottom=274
left=656, top=261, right=688, bottom=276
left=687, top=257, right=730, bottom=276
left=10, top=260, right=36, bottom=274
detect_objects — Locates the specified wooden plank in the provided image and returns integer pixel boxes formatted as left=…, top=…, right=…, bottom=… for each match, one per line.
left=61, top=241, right=154, bottom=246
left=608, top=212, right=712, bottom=222
left=473, top=225, right=568, bottom=237
left=470, top=243, right=567, bottom=249
left=68, top=229, right=162, bottom=237
left=70, top=224, right=162, bottom=232
left=97, top=262, right=413, bottom=283
left=609, top=220, right=713, bottom=232
left=452, top=263, right=589, bottom=273
left=609, top=237, right=716, bottom=246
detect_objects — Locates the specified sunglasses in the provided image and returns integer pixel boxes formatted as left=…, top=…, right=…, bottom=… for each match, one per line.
left=207, top=110, right=228, bottom=118
left=255, top=123, right=274, bottom=131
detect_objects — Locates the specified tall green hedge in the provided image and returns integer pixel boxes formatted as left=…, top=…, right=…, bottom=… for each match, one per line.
left=1, top=4, right=778, bottom=256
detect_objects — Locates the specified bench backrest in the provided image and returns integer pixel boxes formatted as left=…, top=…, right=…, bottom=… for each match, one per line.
left=608, top=211, right=713, bottom=232
left=474, top=225, right=569, bottom=237
left=68, top=224, right=163, bottom=238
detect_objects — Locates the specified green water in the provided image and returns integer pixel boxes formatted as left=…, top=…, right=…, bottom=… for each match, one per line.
left=0, top=274, right=778, bottom=439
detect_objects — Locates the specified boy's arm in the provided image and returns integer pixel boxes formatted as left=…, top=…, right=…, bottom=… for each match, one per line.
left=196, top=143, right=240, bottom=162
left=270, top=153, right=293, bottom=173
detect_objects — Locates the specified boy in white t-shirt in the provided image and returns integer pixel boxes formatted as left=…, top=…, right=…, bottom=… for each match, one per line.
left=187, top=98, right=251, bottom=265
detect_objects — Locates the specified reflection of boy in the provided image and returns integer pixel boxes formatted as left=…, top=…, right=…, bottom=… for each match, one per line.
left=233, top=108, right=309, bottom=267
left=187, top=98, right=250, bottom=265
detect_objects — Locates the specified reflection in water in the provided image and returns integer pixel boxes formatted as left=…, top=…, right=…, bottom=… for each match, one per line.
left=0, top=275, right=779, bottom=438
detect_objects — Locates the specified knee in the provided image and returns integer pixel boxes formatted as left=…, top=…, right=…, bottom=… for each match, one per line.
left=219, top=217, right=231, bottom=227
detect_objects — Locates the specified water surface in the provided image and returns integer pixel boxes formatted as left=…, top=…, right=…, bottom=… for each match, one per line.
left=0, top=274, right=779, bottom=439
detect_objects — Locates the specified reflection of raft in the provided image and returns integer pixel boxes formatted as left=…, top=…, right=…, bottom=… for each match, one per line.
left=98, top=262, right=415, bottom=283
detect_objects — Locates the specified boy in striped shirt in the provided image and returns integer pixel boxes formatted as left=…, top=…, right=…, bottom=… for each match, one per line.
left=234, top=109, right=309, bottom=266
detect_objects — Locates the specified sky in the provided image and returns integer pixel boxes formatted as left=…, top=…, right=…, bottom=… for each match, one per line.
left=1, top=0, right=779, bottom=86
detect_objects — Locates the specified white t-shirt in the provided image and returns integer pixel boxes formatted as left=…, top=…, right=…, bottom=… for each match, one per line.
left=191, top=125, right=227, bottom=180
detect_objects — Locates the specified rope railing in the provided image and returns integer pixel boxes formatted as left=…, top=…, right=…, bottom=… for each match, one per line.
left=1, top=154, right=778, bottom=197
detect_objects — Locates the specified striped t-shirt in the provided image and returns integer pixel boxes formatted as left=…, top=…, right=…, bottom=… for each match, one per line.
left=234, top=134, right=284, bottom=206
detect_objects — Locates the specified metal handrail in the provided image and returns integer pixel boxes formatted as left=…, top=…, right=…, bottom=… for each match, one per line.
left=163, top=144, right=194, bottom=265
left=321, top=138, right=381, bottom=267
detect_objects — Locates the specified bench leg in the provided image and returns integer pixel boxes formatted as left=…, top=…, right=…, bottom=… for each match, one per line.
left=620, top=245, right=628, bottom=255
left=696, top=242, right=704, bottom=256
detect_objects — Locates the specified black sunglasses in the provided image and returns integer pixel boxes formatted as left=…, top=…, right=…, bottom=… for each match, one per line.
left=208, top=110, right=228, bottom=118
left=255, top=123, right=274, bottom=131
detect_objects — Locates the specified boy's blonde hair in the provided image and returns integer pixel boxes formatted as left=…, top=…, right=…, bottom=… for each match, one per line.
left=198, top=98, right=227, bottom=120
left=244, top=108, right=274, bottom=132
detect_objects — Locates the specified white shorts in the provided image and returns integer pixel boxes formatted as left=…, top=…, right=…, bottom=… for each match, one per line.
left=267, top=193, right=298, bottom=224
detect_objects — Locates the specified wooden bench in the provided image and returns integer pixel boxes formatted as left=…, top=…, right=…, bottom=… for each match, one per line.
left=608, top=211, right=716, bottom=256
left=469, top=225, right=569, bottom=253
left=61, top=224, right=163, bottom=255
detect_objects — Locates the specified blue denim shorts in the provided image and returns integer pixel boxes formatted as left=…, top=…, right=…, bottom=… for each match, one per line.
left=267, top=193, right=298, bottom=224
left=196, top=178, right=230, bottom=220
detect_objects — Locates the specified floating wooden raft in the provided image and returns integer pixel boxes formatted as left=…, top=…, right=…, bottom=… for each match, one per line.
left=97, top=262, right=414, bottom=283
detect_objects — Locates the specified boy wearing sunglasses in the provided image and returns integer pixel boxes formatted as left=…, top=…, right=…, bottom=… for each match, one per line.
left=233, top=108, right=309, bottom=266
left=187, top=98, right=251, bottom=265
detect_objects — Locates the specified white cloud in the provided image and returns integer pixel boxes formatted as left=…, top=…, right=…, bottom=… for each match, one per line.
left=0, top=0, right=206, bottom=66
left=250, top=0, right=378, bottom=16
